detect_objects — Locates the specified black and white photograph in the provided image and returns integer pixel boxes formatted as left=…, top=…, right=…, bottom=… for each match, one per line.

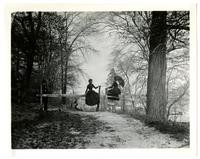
left=10, top=10, right=192, bottom=150
left=0, top=0, right=198, bottom=158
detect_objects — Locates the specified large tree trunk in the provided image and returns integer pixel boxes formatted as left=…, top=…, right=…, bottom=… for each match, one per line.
left=21, top=12, right=41, bottom=102
left=146, top=11, right=167, bottom=122
left=21, top=13, right=36, bottom=102
left=25, top=12, right=35, bottom=87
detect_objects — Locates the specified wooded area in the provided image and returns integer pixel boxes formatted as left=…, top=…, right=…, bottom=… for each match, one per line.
left=11, top=11, right=190, bottom=149
left=12, top=12, right=99, bottom=104
left=105, top=11, right=189, bottom=122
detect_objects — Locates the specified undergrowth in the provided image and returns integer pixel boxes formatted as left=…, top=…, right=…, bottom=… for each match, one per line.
left=129, top=111, right=190, bottom=146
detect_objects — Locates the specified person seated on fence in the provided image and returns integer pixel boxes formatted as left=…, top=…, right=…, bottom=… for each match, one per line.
left=42, top=79, right=48, bottom=111
left=106, top=76, right=121, bottom=100
left=85, top=79, right=100, bottom=111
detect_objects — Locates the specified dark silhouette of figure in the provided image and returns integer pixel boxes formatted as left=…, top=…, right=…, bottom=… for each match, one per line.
left=85, top=79, right=100, bottom=111
left=107, top=77, right=121, bottom=100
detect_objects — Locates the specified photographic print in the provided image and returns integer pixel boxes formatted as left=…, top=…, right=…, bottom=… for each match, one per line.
left=11, top=10, right=190, bottom=149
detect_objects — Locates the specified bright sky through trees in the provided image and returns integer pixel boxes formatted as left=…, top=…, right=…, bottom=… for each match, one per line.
left=77, top=31, right=117, bottom=93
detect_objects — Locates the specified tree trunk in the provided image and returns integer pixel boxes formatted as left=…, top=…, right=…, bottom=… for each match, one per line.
left=126, top=75, right=135, bottom=108
left=61, top=49, right=64, bottom=103
left=25, top=12, right=35, bottom=87
left=62, top=55, right=69, bottom=104
left=21, top=12, right=41, bottom=102
left=146, top=11, right=167, bottom=122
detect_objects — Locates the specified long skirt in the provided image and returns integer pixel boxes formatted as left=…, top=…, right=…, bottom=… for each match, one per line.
left=85, top=90, right=99, bottom=106
left=107, top=87, right=121, bottom=100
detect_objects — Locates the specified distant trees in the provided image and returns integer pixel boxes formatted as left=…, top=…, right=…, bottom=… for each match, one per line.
left=105, top=11, right=151, bottom=111
left=106, top=68, right=116, bottom=86
left=55, top=12, right=99, bottom=103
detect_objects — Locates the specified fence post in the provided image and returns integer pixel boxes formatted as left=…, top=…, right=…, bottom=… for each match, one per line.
left=102, top=94, right=106, bottom=111
left=98, top=86, right=101, bottom=111
left=131, top=94, right=135, bottom=111
left=105, top=88, right=108, bottom=111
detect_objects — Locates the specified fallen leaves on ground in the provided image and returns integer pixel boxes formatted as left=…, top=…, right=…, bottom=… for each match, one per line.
left=12, top=109, right=112, bottom=149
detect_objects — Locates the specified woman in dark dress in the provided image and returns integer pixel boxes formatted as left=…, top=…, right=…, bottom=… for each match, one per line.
left=107, top=76, right=121, bottom=100
left=85, top=79, right=100, bottom=111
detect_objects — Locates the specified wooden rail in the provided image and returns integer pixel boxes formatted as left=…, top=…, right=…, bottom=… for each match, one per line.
left=36, top=93, right=85, bottom=105
left=36, top=94, right=85, bottom=98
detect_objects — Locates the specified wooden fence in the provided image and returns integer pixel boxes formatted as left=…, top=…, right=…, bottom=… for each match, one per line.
left=37, top=85, right=135, bottom=112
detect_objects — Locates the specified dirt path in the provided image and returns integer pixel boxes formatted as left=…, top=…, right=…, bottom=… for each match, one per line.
left=73, top=111, right=187, bottom=148
left=12, top=105, right=188, bottom=149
